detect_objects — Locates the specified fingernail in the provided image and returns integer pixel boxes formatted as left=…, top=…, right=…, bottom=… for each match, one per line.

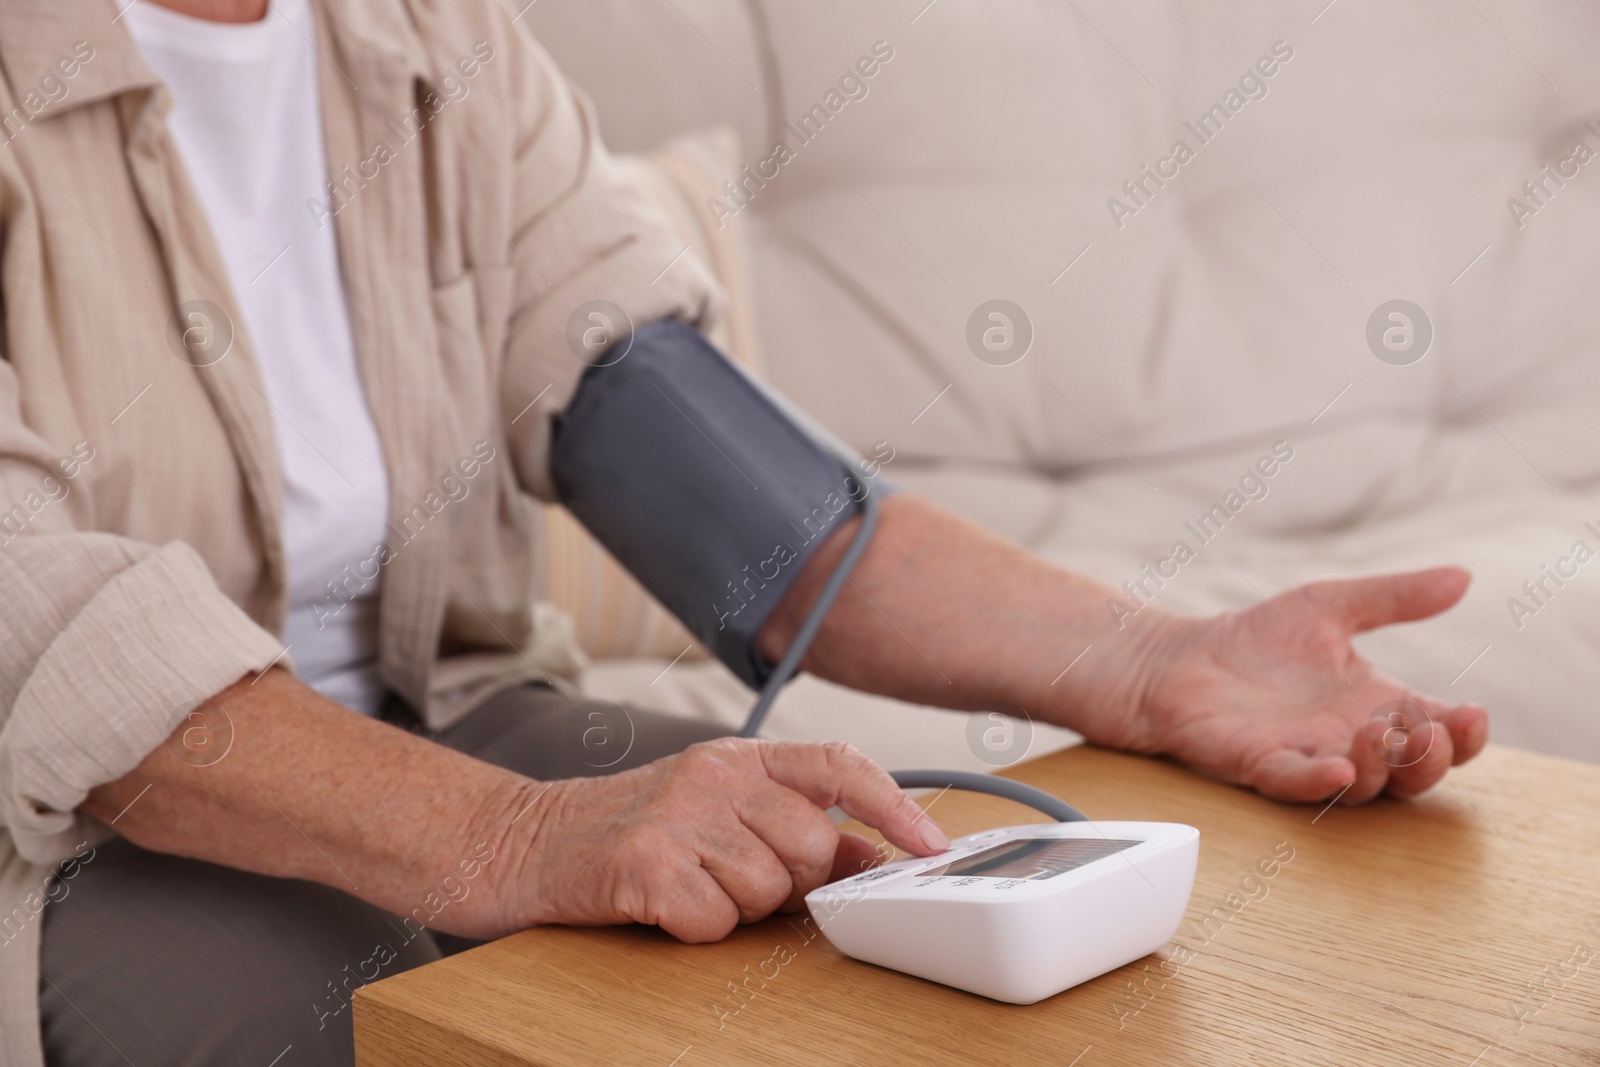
left=917, top=819, right=949, bottom=853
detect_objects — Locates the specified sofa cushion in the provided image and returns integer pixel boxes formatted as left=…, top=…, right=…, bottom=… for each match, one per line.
left=519, top=0, right=1600, bottom=498
left=735, top=1, right=1600, bottom=509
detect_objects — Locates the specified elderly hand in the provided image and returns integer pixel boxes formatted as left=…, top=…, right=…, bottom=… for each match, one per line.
left=504, top=738, right=949, bottom=942
left=1093, top=567, right=1489, bottom=804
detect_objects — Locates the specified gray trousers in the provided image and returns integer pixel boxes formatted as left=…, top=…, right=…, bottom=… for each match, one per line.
left=38, top=685, right=730, bottom=1067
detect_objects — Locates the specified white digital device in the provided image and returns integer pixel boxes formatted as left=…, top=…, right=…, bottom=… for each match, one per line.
left=804, top=820, right=1199, bottom=1004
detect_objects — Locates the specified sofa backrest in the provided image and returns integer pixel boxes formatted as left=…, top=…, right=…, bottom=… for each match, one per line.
left=522, top=0, right=1600, bottom=524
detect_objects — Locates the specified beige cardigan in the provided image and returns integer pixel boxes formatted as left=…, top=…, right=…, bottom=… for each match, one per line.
left=0, top=0, right=718, bottom=1059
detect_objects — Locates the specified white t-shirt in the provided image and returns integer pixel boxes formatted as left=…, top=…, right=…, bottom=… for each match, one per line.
left=126, top=0, right=392, bottom=713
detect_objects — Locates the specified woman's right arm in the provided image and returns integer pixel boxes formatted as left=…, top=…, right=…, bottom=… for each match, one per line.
left=85, top=668, right=948, bottom=942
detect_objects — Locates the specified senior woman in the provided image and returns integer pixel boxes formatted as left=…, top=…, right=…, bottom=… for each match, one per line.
left=0, top=0, right=1487, bottom=1064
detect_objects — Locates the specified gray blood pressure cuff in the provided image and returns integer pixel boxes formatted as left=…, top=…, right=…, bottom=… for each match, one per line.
left=551, top=318, right=884, bottom=689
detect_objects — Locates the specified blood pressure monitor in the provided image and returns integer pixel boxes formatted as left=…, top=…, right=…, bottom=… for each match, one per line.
left=804, top=820, right=1199, bottom=1004
left=663, top=429, right=1206, bottom=1004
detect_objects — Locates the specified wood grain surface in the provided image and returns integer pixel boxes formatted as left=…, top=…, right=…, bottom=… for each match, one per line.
left=354, top=743, right=1600, bottom=1066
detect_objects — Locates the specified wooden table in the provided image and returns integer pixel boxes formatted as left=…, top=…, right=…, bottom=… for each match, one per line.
left=354, top=743, right=1600, bottom=1066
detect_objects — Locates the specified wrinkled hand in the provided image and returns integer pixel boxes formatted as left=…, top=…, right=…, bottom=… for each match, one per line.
left=507, top=738, right=948, bottom=942
left=1101, top=567, right=1489, bottom=804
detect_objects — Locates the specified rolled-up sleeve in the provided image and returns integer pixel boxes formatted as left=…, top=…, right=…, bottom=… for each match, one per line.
left=0, top=372, right=283, bottom=864
left=495, top=20, right=722, bottom=500
left=0, top=539, right=285, bottom=862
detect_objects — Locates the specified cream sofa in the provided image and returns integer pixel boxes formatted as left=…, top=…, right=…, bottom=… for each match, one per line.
left=518, top=0, right=1600, bottom=770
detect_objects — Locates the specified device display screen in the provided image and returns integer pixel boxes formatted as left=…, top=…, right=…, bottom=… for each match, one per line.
left=925, top=837, right=1142, bottom=881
